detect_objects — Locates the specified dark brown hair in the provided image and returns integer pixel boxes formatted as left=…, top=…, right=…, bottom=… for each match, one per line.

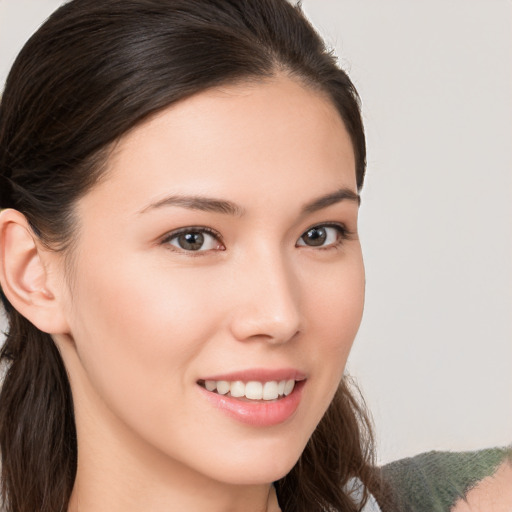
left=0, top=1, right=384, bottom=511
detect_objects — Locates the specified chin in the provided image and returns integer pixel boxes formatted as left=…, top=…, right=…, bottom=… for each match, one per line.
left=214, top=462, right=296, bottom=486
left=198, top=437, right=306, bottom=486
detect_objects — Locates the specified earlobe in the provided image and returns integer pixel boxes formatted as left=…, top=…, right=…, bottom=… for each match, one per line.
left=0, top=209, right=69, bottom=334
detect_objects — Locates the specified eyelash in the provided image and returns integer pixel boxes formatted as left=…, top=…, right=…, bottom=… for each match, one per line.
left=160, top=223, right=352, bottom=255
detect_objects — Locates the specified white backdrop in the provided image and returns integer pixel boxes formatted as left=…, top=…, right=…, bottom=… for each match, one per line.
left=1, top=0, right=511, bottom=464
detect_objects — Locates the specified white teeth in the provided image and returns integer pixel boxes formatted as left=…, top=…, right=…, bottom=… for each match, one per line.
left=202, top=378, right=297, bottom=400
left=216, top=380, right=230, bottom=395
left=230, top=381, right=245, bottom=398
left=263, top=381, right=279, bottom=400
left=284, top=379, right=295, bottom=396
left=245, top=381, right=263, bottom=400
left=205, top=380, right=216, bottom=392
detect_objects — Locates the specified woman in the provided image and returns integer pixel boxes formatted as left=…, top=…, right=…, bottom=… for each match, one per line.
left=0, top=1, right=388, bottom=511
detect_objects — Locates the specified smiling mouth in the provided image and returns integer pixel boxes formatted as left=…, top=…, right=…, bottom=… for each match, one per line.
left=197, top=379, right=298, bottom=402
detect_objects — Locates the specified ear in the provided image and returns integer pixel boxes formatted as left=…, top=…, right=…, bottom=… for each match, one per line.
left=0, top=209, right=69, bottom=334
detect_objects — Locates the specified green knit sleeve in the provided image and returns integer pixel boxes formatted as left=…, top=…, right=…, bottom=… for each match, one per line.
left=381, top=446, right=511, bottom=512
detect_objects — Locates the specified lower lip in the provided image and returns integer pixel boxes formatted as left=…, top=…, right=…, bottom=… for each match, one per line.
left=198, top=381, right=305, bottom=427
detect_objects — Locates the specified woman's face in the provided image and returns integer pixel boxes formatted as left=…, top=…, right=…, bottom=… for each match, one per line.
left=55, top=76, right=365, bottom=486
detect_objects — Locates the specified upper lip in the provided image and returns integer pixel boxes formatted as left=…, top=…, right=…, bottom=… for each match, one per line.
left=199, top=368, right=307, bottom=382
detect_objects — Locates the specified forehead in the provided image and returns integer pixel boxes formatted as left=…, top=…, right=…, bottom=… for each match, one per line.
left=82, top=76, right=356, bottom=215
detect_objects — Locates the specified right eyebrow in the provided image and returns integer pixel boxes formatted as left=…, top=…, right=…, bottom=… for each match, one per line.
left=138, top=195, right=245, bottom=216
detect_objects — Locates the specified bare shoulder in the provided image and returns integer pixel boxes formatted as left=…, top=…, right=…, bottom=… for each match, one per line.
left=451, top=459, right=512, bottom=512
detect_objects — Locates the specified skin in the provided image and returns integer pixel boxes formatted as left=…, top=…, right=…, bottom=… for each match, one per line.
left=0, top=75, right=364, bottom=511
left=451, top=460, right=512, bottom=512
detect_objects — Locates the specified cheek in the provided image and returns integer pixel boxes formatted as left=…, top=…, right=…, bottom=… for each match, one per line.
left=305, top=251, right=365, bottom=361
left=65, top=252, right=223, bottom=420
left=72, top=249, right=219, bottom=343
left=292, top=250, right=365, bottom=434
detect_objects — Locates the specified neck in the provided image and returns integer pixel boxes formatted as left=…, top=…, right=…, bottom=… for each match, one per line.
left=68, top=475, right=279, bottom=512
left=66, top=376, right=281, bottom=512
left=68, top=426, right=281, bottom=512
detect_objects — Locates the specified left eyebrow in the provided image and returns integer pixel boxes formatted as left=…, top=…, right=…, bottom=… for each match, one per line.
left=300, top=188, right=360, bottom=215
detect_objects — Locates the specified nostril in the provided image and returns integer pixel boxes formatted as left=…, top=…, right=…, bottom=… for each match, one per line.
left=231, top=307, right=301, bottom=344
left=230, top=316, right=301, bottom=344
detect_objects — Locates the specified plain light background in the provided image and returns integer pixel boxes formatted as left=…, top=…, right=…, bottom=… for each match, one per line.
left=0, top=0, right=511, bottom=464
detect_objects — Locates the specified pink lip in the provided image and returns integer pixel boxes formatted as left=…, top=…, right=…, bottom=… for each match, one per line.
left=199, top=368, right=306, bottom=382
left=198, top=380, right=306, bottom=427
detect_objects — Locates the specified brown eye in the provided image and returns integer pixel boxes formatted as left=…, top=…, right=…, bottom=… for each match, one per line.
left=176, top=232, right=205, bottom=251
left=301, top=227, right=327, bottom=246
left=296, top=225, right=344, bottom=248
left=165, top=229, right=221, bottom=252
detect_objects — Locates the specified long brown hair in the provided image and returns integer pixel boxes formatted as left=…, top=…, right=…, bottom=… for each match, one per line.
left=0, top=1, right=384, bottom=510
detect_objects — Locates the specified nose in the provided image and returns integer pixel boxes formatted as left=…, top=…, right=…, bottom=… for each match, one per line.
left=228, top=250, right=302, bottom=345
